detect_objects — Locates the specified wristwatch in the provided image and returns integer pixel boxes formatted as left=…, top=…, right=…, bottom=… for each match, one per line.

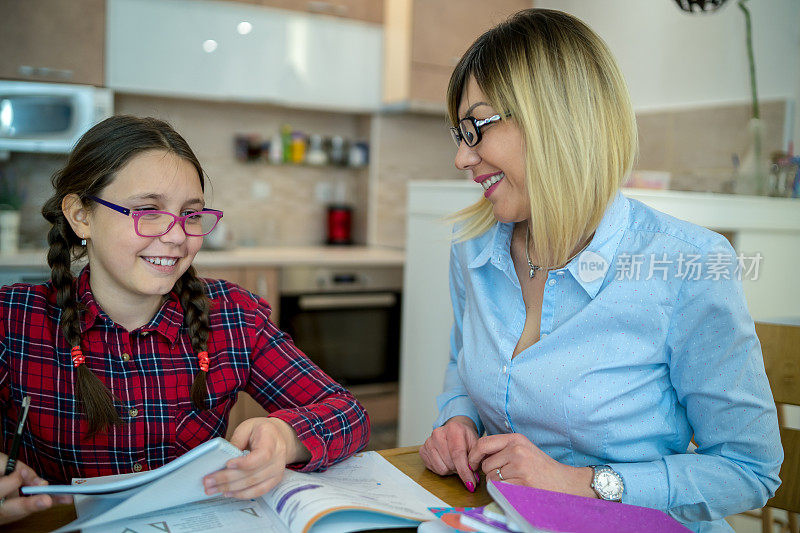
left=590, top=465, right=624, bottom=502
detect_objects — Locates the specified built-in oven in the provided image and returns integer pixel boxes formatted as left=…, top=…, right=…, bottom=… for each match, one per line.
left=279, top=266, right=402, bottom=386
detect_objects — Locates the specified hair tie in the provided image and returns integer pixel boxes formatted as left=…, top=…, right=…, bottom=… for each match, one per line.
left=71, top=346, right=85, bottom=367
left=198, top=351, right=209, bottom=372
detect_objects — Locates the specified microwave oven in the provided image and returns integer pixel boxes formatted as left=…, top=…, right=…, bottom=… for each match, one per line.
left=0, top=81, right=113, bottom=153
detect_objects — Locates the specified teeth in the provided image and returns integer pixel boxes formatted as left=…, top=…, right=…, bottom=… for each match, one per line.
left=482, top=172, right=504, bottom=190
left=145, top=257, right=177, bottom=266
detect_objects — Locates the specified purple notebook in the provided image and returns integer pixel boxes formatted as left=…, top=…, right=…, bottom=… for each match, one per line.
left=488, top=481, right=691, bottom=533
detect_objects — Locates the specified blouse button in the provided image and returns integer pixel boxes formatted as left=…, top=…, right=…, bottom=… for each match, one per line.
left=548, top=279, right=556, bottom=286
left=129, top=408, right=139, bottom=417
left=132, top=463, right=143, bottom=472
left=121, top=353, right=131, bottom=362
left=502, top=365, right=508, bottom=374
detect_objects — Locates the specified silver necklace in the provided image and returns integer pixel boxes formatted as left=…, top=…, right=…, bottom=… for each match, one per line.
left=524, top=225, right=592, bottom=279
left=525, top=226, right=543, bottom=279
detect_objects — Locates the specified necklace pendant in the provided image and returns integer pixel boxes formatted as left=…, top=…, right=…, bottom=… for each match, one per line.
left=529, top=265, right=540, bottom=279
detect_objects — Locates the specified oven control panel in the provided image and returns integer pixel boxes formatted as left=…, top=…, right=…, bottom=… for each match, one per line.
left=280, top=266, right=403, bottom=294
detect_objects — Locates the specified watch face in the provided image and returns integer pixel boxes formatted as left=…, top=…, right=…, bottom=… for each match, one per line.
left=596, top=471, right=623, bottom=500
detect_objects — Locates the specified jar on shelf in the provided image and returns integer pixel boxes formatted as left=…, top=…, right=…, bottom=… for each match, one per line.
left=329, top=136, right=347, bottom=166
left=306, top=134, right=328, bottom=166
left=348, top=141, right=368, bottom=168
left=290, top=132, right=306, bottom=164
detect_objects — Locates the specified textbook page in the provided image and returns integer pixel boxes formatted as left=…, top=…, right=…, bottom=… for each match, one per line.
left=23, top=437, right=244, bottom=496
left=56, top=450, right=446, bottom=533
left=49, top=438, right=245, bottom=533
left=76, top=495, right=288, bottom=533
left=265, top=451, right=447, bottom=533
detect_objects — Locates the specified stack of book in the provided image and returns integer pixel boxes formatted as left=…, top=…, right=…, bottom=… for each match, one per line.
left=421, top=480, right=691, bottom=533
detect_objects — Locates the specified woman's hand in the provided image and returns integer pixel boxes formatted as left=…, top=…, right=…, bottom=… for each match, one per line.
left=0, top=455, right=73, bottom=526
left=468, top=433, right=596, bottom=498
left=419, top=416, right=480, bottom=492
left=203, top=417, right=311, bottom=500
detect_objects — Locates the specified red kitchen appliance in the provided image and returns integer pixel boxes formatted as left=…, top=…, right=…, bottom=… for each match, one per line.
left=326, top=204, right=352, bottom=245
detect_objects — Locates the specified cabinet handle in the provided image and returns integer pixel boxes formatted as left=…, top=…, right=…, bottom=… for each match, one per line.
left=307, top=1, right=348, bottom=17
left=298, top=293, right=396, bottom=310
left=18, top=65, right=74, bottom=81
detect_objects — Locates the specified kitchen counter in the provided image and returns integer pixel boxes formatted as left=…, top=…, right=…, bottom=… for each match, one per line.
left=0, top=246, right=406, bottom=270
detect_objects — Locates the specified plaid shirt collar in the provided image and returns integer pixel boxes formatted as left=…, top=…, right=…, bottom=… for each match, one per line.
left=75, top=266, right=184, bottom=345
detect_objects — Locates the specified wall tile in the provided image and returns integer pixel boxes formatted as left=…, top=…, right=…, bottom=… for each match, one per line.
left=371, top=113, right=466, bottom=247
left=636, top=100, right=787, bottom=193
left=115, top=94, right=371, bottom=247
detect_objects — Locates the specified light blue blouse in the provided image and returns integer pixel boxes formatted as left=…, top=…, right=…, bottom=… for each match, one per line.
left=434, top=193, right=782, bottom=532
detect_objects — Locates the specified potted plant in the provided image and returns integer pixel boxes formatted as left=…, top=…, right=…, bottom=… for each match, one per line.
left=0, top=169, right=25, bottom=254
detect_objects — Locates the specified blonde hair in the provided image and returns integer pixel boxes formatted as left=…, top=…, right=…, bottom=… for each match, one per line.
left=448, top=9, right=638, bottom=268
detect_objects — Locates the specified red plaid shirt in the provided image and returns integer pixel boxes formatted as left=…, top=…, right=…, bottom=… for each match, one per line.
left=0, top=267, right=369, bottom=483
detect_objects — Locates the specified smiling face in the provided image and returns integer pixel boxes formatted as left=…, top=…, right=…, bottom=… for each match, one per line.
left=455, top=76, right=529, bottom=224
left=79, top=149, right=205, bottom=314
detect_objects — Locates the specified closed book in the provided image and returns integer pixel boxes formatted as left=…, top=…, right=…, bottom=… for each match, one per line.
left=487, top=481, right=691, bottom=533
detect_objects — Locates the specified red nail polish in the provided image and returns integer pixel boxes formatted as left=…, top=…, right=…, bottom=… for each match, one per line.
left=466, top=481, right=475, bottom=492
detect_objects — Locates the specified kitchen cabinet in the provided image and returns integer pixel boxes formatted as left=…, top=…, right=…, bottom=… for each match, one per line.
left=223, top=0, right=382, bottom=24
left=194, top=265, right=280, bottom=322
left=0, top=0, right=105, bottom=86
left=383, top=0, right=529, bottom=111
left=107, top=0, right=383, bottom=111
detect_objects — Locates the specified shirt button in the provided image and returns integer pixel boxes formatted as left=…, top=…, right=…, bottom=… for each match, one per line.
left=502, top=365, right=508, bottom=374
left=141, top=331, right=149, bottom=337
left=121, top=353, right=131, bottom=362
left=548, top=279, right=556, bottom=286
left=132, top=463, right=143, bottom=472
left=129, top=408, right=139, bottom=417
left=541, top=333, right=548, bottom=337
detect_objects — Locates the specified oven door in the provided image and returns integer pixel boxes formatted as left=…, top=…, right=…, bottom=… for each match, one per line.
left=279, top=291, right=401, bottom=385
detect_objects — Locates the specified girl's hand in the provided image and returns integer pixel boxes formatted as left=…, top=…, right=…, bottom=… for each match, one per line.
left=0, top=455, right=73, bottom=526
left=203, top=417, right=311, bottom=500
left=468, top=433, right=596, bottom=498
left=419, top=416, right=480, bottom=492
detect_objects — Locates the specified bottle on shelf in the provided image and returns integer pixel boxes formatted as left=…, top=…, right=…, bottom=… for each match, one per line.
left=281, top=124, right=292, bottom=163
left=268, top=132, right=283, bottom=164
left=306, top=134, right=328, bottom=166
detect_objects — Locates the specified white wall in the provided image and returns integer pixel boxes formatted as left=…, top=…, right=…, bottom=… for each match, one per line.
left=536, top=0, right=800, bottom=149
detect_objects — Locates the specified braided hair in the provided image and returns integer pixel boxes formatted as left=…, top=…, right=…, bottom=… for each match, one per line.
left=40, top=115, right=212, bottom=436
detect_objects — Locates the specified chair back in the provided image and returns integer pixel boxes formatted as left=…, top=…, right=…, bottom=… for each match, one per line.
left=755, top=322, right=800, bottom=513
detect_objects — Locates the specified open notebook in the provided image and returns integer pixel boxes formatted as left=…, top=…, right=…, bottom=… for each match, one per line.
left=24, top=438, right=447, bottom=533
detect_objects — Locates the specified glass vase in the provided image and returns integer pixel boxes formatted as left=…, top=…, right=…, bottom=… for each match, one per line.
left=734, top=117, right=769, bottom=196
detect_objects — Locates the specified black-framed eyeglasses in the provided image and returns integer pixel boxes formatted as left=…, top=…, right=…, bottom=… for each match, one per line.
left=450, top=113, right=510, bottom=147
left=88, top=196, right=224, bottom=237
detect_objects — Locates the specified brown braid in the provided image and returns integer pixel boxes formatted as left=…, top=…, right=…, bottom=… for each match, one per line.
left=40, top=115, right=211, bottom=434
left=42, top=196, right=122, bottom=436
left=174, top=266, right=211, bottom=409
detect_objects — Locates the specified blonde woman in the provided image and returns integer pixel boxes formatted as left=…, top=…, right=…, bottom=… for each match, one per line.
left=419, top=9, right=782, bottom=531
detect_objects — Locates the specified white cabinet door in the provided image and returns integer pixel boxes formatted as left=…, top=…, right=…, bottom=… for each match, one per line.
left=280, top=13, right=383, bottom=111
left=107, top=0, right=381, bottom=110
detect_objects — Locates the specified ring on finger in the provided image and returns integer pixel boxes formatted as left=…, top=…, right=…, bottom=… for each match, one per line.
left=0, top=496, right=5, bottom=507
left=496, top=468, right=504, bottom=481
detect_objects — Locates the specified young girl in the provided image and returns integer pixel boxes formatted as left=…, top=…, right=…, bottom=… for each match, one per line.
left=0, top=115, right=370, bottom=525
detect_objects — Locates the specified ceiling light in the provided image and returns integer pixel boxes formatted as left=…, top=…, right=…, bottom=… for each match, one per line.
left=202, top=39, right=218, bottom=53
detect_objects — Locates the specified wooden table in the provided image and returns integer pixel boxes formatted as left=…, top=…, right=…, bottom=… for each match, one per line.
left=4, top=446, right=492, bottom=533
